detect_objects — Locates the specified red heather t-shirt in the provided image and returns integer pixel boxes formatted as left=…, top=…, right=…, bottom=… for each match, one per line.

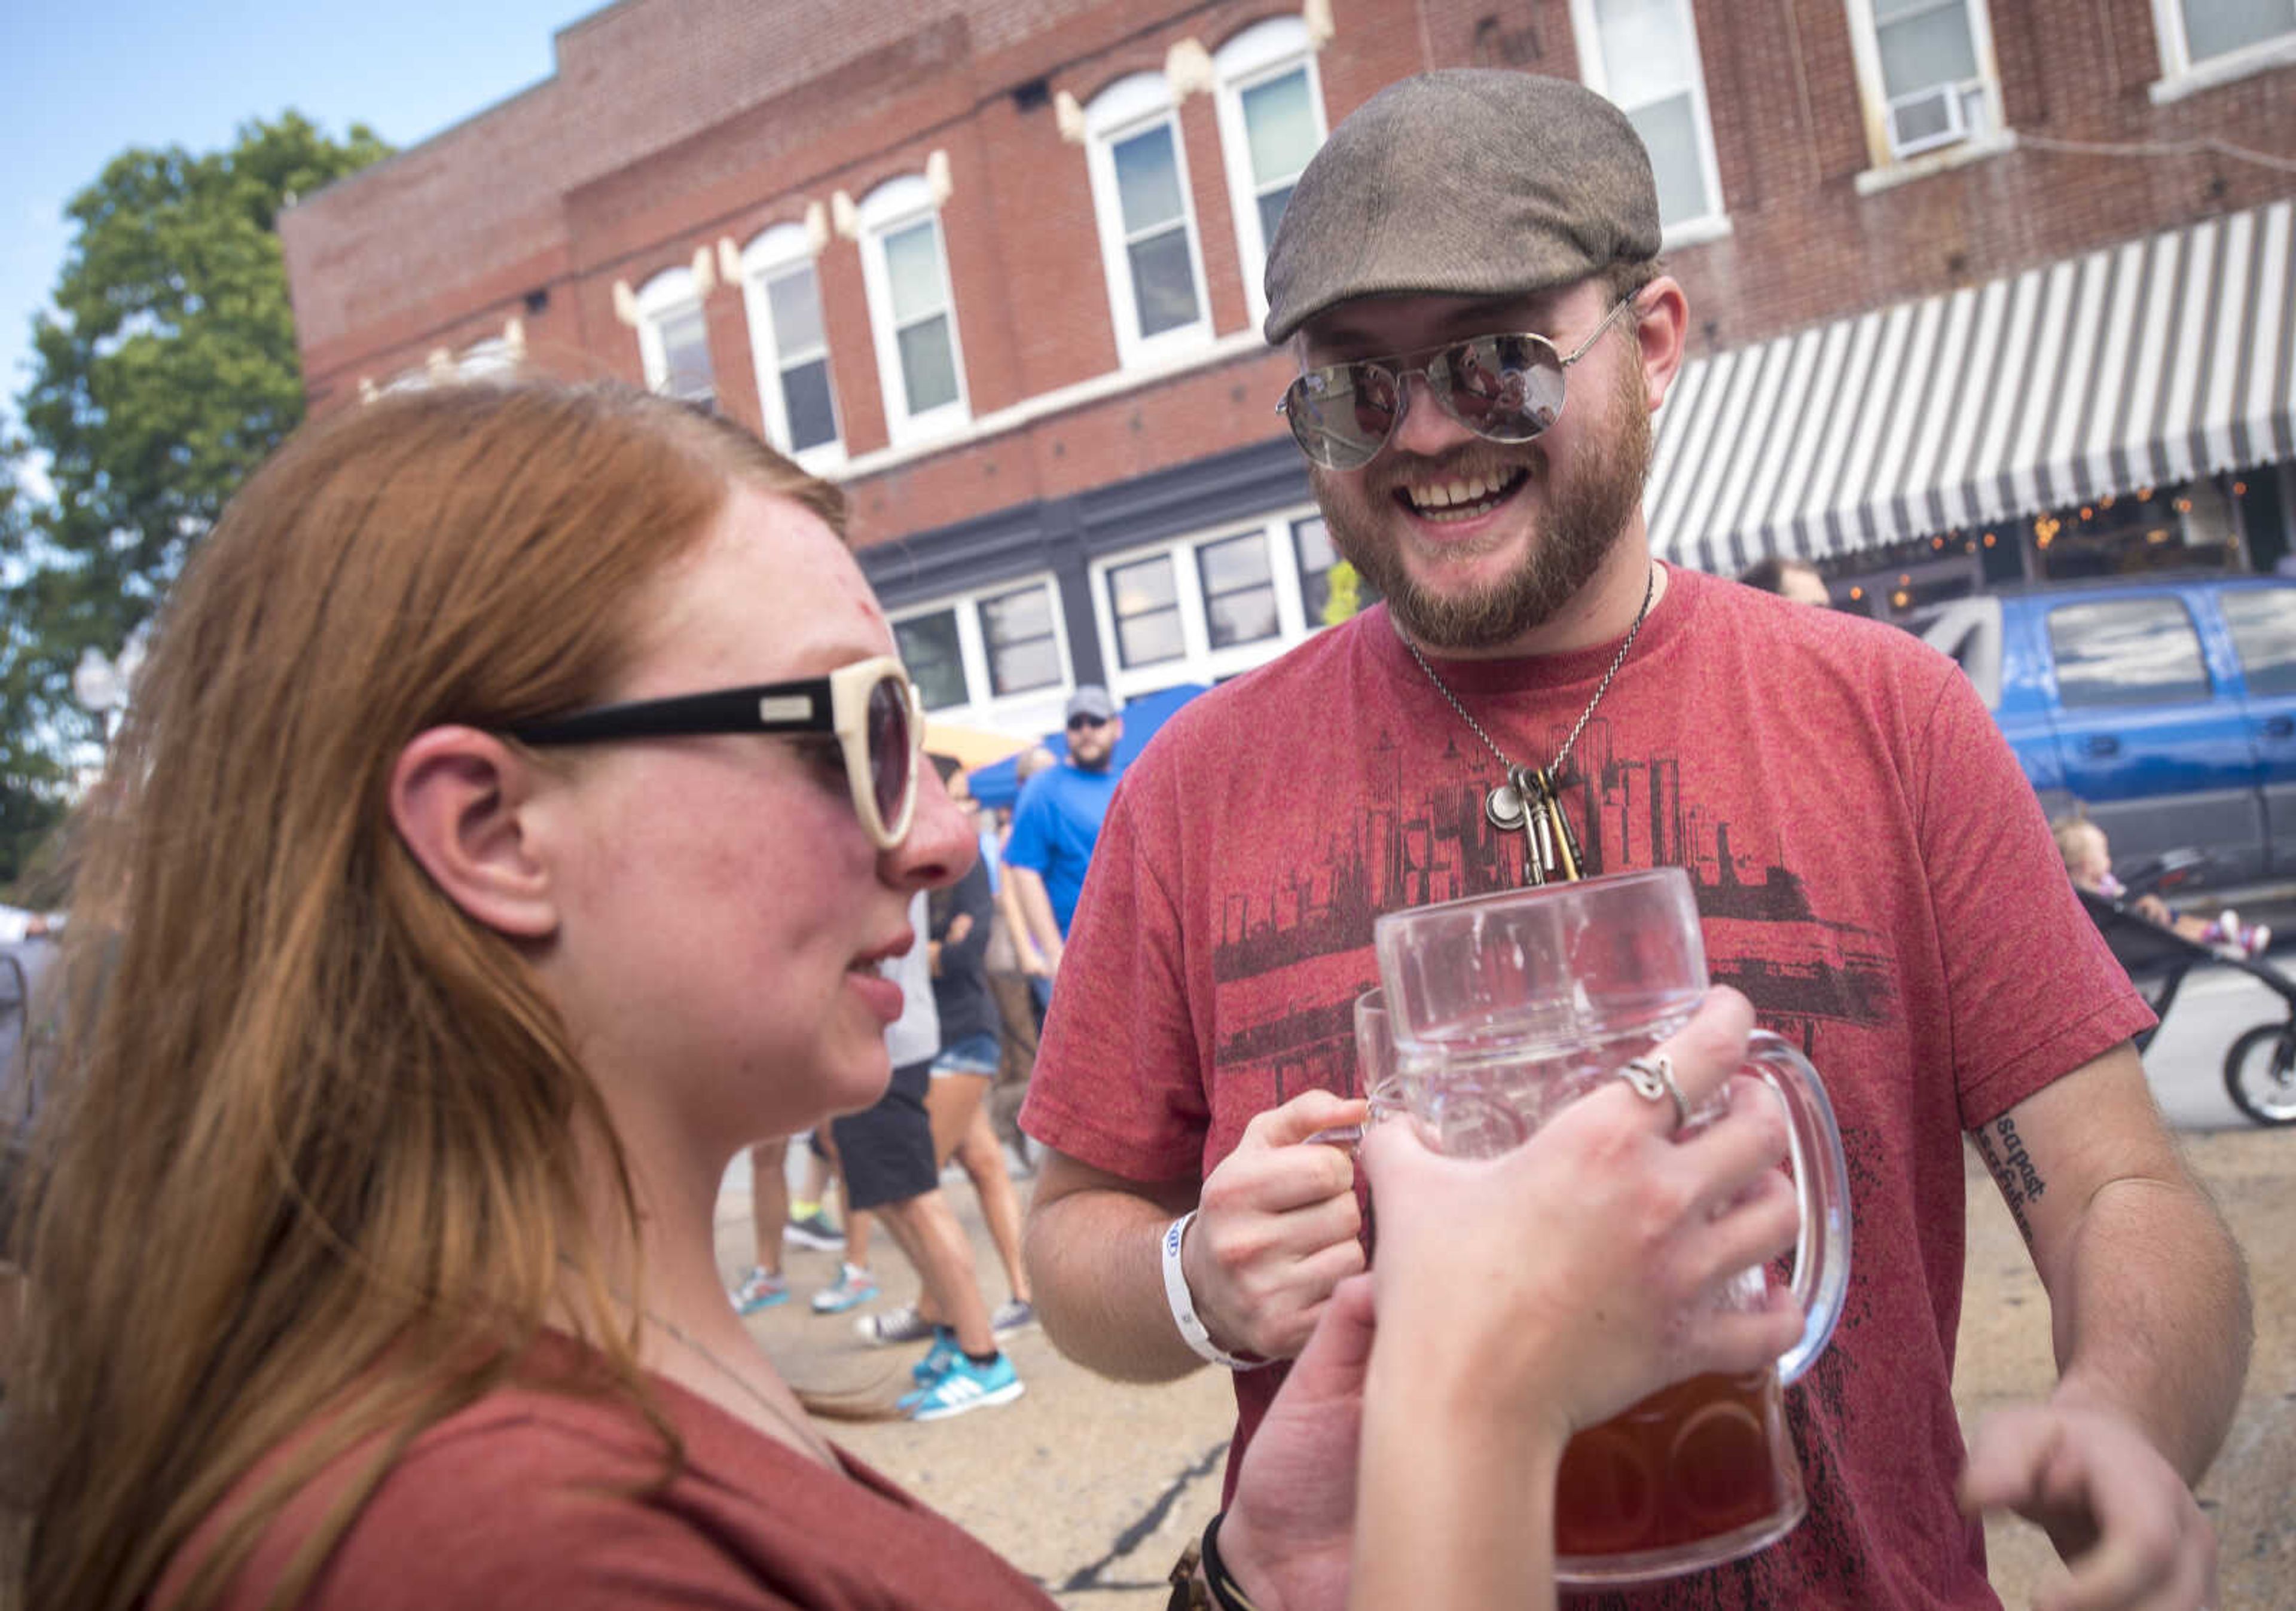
left=163, top=1347, right=1054, bottom=1610
left=1022, top=563, right=2152, bottom=1611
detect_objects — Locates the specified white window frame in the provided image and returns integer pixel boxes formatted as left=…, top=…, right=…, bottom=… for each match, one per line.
left=1569, top=0, right=1729, bottom=244
left=1843, top=0, right=2005, bottom=170
left=633, top=265, right=715, bottom=406
left=456, top=337, right=520, bottom=381
left=2148, top=0, right=2296, bottom=101
left=857, top=175, right=971, bottom=446
left=1213, top=18, right=1328, bottom=328
left=1087, top=507, right=1327, bottom=697
left=1085, top=72, right=1216, bottom=369
left=739, top=222, right=845, bottom=474
left=888, top=574, right=1073, bottom=727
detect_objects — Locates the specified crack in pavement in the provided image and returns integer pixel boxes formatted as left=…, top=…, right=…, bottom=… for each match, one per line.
left=1057, top=1438, right=1231, bottom=1594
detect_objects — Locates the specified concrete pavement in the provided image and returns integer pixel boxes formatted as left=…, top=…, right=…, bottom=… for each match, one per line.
left=721, top=1112, right=2292, bottom=1608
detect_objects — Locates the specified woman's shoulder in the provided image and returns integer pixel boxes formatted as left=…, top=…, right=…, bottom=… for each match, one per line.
left=185, top=1384, right=741, bottom=1610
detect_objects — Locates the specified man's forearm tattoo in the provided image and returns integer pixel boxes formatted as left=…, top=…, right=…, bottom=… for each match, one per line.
left=1974, top=1115, right=2047, bottom=1244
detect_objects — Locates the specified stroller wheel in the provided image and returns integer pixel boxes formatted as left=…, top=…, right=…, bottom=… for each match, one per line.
left=2222, top=1023, right=2296, bottom=1127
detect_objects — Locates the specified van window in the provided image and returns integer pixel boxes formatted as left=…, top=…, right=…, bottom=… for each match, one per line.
left=2219, top=589, right=2296, bottom=698
left=2047, top=597, right=2210, bottom=708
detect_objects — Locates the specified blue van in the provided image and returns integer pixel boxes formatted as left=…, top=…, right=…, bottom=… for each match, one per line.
left=1915, top=575, right=2296, bottom=891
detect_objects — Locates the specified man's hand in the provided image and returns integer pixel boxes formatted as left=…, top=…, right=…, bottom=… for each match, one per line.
left=1216, top=1276, right=1375, bottom=1610
left=1961, top=1402, right=2218, bottom=1611
left=1182, top=1090, right=1367, bottom=1362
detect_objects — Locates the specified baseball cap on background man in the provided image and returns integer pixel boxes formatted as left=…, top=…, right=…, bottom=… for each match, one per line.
left=1260, top=69, right=1663, bottom=345
left=1064, top=685, right=1118, bottom=724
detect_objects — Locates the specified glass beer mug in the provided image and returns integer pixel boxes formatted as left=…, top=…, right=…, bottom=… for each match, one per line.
left=1372, top=867, right=1852, bottom=1586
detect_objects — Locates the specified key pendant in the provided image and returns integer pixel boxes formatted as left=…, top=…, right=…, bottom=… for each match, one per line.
left=1521, top=765, right=1557, bottom=885
left=1540, top=767, right=1584, bottom=882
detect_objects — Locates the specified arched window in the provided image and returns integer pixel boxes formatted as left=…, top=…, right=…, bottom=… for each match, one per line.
left=1085, top=72, right=1213, bottom=366
left=856, top=175, right=969, bottom=444
left=634, top=265, right=715, bottom=407
left=740, top=222, right=842, bottom=470
left=1213, top=19, right=1327, bottom=325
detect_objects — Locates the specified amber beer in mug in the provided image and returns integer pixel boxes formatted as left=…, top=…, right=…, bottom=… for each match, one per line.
left=1373, top=869, right=1851, bottom=1586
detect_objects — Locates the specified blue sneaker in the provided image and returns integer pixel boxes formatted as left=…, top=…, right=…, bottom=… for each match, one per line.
left=730, top=1266, right=789, bottom=1315
left=909, top=1328, right=960, bottom=1385
left=810, top=1263, right=878, bottom=1314
left=904, top=1352, right=1024, bottom=1422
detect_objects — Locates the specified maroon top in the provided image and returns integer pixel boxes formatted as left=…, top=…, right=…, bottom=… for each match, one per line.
left=161, top=1341, right=1055, bottom=1610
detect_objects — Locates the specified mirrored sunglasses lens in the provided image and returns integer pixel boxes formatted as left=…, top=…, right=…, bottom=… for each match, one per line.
left=1439, top=335, right=1566, bottom=441
left=1285, top=368, right=1391, bottom=469
left=865, top=673, right=911, bottom=832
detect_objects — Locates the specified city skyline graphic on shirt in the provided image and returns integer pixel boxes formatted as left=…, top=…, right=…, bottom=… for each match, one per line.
left=1213, top=716, right=1898, bottom=1103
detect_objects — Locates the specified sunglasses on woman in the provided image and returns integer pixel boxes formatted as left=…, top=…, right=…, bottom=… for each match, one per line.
left=506, top=655, right=924, bottom=849
left=1275, top=296, right=1636, bottom=472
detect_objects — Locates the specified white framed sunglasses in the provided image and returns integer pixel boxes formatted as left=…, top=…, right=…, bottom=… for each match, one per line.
left=507, top=655, right=925, bottom=849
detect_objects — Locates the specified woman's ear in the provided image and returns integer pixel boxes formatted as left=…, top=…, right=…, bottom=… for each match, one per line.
left=389, top=726, right=560, bottom=939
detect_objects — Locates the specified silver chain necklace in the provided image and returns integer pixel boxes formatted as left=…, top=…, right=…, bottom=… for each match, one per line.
left=1401, top=563, right=1657, bottom=885
left=646, top=1305, right=844, bottom=1470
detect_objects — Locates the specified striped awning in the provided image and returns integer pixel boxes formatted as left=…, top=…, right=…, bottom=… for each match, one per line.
left=1647, top=198, right=2296, bottom=573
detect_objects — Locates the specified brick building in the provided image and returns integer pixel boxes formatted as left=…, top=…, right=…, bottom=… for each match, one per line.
left=279, top=0, right=2296, bottom=734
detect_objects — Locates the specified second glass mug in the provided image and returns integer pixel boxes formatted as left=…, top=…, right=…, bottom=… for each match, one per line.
left=1369, top=866, right=1852, bottom=1587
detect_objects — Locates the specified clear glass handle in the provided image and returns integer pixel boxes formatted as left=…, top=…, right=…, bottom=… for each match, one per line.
left=1744, top=1029, right=1852, bottom=1386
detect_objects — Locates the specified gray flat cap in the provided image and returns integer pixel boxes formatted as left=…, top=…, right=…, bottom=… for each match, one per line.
left=1262, top=70, right=1661, bottom=344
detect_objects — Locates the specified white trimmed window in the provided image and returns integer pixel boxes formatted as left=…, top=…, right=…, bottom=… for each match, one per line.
left=1089, top=509, right=1330, bottom=693
left=634, top=266, right=716, bottom=408
left=1845, top=0, right=2003, bottom=164
left=1213, top=19, right=1327, bottom=325
left=1571, top=0, right=1726, bottom=236
left=739, top=223, right=843, bottom=472
left=2152, top=0, right=2296, bottom=77
left=891, top=577, right=1070, bottom=720
left=1085, top=72, right=1214, bottom=367
left=857, top=175, right=969, bottom=444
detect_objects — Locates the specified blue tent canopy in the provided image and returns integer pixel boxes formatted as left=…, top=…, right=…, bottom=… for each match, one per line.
left=967, top=681, right=1210, bottom=811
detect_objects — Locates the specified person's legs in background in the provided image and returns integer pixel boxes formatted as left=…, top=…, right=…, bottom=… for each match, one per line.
left=785, top=1142, right=843, bottom=1249
left=829, top=1059, right=1021, bottom=1419
left=922, top=1034, right=1031, bottom=1331
left=808, top=1127, right=880, bottom=1315
left=728, top=1138, right=789, bottom=1314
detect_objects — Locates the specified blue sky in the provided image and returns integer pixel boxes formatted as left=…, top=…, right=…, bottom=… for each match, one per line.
left=1, top=0, right=597, bottom=493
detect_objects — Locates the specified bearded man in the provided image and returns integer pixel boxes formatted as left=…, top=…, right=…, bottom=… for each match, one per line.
left=1019, top=69, right=2246, bottom=1611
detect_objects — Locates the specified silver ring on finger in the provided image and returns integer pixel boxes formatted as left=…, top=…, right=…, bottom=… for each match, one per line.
left=1617, top=1053, right=1691, bottom=1134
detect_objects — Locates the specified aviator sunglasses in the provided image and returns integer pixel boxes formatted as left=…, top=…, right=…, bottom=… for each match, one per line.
left=1276, top=295, right=1638, bottom=472
left=506, top=655, right=925, bottom=849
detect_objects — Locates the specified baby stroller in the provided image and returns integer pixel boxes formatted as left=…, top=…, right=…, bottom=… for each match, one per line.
left=2076, top=849, right=2296, bottom=1127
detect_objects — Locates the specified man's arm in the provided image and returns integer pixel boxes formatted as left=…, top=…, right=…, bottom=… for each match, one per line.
left=1962, top=1040, right=2250, bottom=1604
left=1006, top=865, right=1065, bottom=977
left=1024, top=1150, right=1203, bottom=1380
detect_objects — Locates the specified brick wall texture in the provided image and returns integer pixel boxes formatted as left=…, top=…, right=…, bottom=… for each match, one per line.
left=279, top=0, right=2296, bottom=555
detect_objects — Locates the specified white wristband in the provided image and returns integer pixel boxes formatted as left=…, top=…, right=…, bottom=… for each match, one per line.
left=1161, top=1210, right=1270, bottom=1371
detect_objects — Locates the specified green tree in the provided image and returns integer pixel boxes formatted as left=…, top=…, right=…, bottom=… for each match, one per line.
left=0, top=111, right=390, bottom=886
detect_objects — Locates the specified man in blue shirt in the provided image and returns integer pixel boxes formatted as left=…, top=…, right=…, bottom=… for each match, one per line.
left=1003, top=684, right=1124, bottom=1017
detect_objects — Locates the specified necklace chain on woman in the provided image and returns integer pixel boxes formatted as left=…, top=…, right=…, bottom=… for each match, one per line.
left=1400, top=563, right=1657, bottom=886
left=645, top=1305, right=842, bottom=1470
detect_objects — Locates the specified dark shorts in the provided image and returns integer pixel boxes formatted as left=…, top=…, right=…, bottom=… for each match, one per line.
left=829, top=1058, right=936, bottom=1212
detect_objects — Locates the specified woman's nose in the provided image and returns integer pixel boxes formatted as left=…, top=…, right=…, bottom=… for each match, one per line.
left=886, top=762, right=976, bottom=891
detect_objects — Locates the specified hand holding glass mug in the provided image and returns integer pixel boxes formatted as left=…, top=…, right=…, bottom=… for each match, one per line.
left=1181, top=1088, right=1370, bottom=1363
left=1357, top=987, right=1805, bottom=1446
left=1372, top=867, right=1854, bottom=1585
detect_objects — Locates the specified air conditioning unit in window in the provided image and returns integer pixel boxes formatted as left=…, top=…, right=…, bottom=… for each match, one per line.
left=1885, top=82, right=1968, bottom=159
